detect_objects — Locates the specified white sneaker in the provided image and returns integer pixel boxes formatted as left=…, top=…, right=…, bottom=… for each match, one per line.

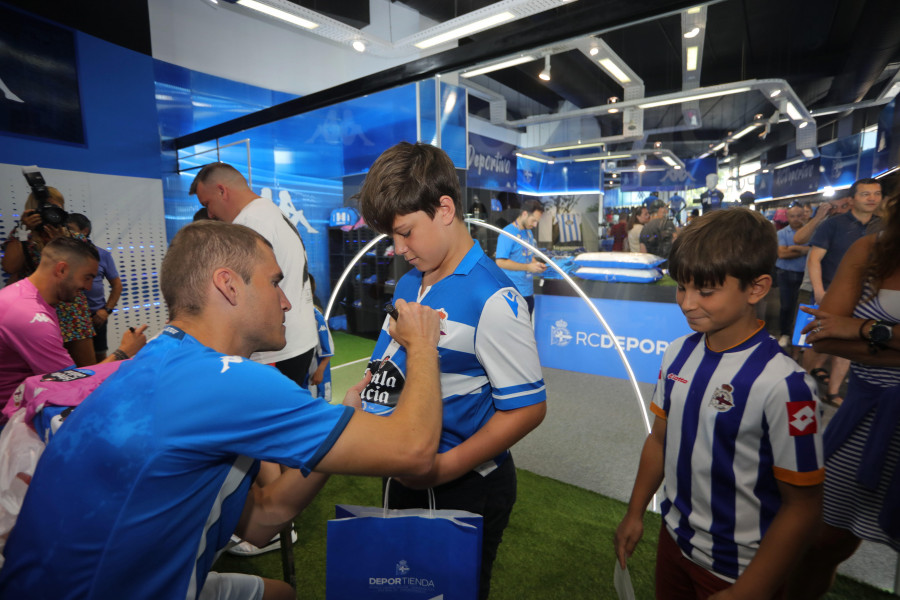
left=227, top=529, right=297, bottom=557
left=778, top=335, right=790, bottom=348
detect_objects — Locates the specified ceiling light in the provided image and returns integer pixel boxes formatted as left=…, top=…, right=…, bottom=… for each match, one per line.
left=598, top=58, right=631, bottom=84
left=687, top=6, right=702, bottom=13
left=352, top=40, right=366, bottom=52
left=638, top=87, right=752, bottom=109
left=661, top=155, right=678, bottom=167
left=712, top=142, right=726, bottom=152
left=415, top=11, right=515, bottom=49
left=730, top=124, right=759, bottom=140
left=683, top=27, right=700, bottom=39
left=637, top=162, right=646, bottom=173
left=589, top=47, right=599, bottom=56
left=461, top=55, right=536, bottom=78
left=544, top=142, right=605, bottom=152
left=775, top=157, right=806, bottom=169
left=654, top=141, right=662, bottom=148
left=573, top=154, right=633, bottom=163
left=770, top=89, right=782, bottom=98
left=686, top=46, right=699, bottom=71
left=608, top=107, right=619, bottom=114
left=236, top=0, right=319, bottom=29
left=799, top=120, right=810, bottom=129
left=784, top=101, right=802, bottom=121
left=800, top=148, right=816, bottom=158
left=515, top=152, right=553, bottom=164
left=539, top=56, right=551, bottom=82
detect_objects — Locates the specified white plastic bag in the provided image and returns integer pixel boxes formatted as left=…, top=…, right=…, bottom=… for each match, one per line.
left=614, top=562, right=636, bottom=600
left=0, top=408, right=46, bottom=568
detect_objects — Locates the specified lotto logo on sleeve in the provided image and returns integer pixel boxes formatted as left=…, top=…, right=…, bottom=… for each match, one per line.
left=787, top=401, right=818, bottom=436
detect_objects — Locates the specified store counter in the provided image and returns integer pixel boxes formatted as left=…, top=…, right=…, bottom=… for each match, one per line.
left=533, top=277, right=691, bottom=384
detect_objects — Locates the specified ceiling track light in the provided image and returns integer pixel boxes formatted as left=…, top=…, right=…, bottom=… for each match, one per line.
left=236, top=0, right=319, bottom=29
left=461, top=55, right=537, bottom=78
left=539, top=55, right=551, bottom=81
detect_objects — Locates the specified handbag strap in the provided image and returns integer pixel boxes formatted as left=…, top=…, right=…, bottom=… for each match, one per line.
left=383, top=478, right=436, bottom=517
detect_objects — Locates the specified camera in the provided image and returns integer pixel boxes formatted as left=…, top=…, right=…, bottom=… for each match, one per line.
left=22, top=166, right=68, bottom=228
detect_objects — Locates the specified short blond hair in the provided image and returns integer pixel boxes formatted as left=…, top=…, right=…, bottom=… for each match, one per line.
left=160, top=221, right=271, bottom=319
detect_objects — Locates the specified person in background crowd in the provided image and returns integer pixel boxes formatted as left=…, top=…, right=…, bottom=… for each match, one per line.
left=0, top=237, right=146, bottom=417
left=494, top=198, right=547, bottom=315
left=1, top=187, right=96, bottom=366
left=66, top=214, right=122, bottom=362
left=775, top=203, right=810, bottom=348
left=806, top=179, right=883, bottom=407
left=788, top=193, right=900, bottom=599
left=639, top=198, right=677, bottom=258
left=357, top=141, right=547, bottom=599
left=625, top=205, right=650, bottom=253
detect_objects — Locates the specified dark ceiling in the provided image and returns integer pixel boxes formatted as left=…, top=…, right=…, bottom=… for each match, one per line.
left=18, top=0, right=900, bottom=170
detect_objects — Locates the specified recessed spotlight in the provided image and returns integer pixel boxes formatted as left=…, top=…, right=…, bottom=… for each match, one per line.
left=683, top=27, right=700, bottom=38
left=352, top=40, right=366, bottom=52
left=590, top=47, right=599, bottom=56
left=770, top=89, right=782, bottom=98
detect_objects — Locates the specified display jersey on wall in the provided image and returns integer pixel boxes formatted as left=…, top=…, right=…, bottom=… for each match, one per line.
left=535, top=294, right=692, bottom=384
left=0, top=6, right=84, bottom=144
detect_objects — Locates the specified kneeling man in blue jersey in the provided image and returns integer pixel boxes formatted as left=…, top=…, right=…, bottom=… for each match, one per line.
left=494, top=199, right=547, bottom=315
left=0, top=220, right=443, bottom=600
left=614, top=208, right=824, bottom=599
left=356, top=141, right=547, bottom=600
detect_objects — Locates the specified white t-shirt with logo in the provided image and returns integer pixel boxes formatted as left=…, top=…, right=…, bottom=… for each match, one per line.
left=234, top=197, right=317, bottom=363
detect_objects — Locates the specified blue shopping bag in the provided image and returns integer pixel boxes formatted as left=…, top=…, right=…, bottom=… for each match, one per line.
left=792, top=303, right=817, bottom=348
left=326, top=489, right=482, bottom=600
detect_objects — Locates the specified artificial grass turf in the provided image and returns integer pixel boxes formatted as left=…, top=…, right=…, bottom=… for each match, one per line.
left=213, top=469, right=895, bottom=599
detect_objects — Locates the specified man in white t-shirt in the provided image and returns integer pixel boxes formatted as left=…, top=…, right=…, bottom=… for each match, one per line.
left=191, top=163, right=318, bottom=384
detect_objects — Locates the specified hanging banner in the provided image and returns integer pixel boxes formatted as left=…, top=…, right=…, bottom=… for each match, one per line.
left=771, top=157, right=820, bottom=197
left=819, top=135, right=860, bottom=190
left=467, top=132, right=516, bottom=191
left=619, top=157, right=716, bottom=191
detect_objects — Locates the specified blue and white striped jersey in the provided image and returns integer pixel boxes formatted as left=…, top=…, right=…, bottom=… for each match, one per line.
left=361, top=242, right=546, bottom=461
left=651, top=325, right=824, bottom=581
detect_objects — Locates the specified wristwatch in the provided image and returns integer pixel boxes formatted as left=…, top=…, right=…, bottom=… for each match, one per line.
left=865, top=320, right=893, bottom=353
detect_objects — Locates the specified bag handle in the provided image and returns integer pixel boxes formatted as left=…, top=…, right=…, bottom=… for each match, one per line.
left=383, top=478, right=436, bottom=517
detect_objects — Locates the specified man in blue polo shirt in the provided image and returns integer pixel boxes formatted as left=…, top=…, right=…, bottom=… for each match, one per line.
left=807, top=178, right=882, bottom=404
left=495, top=199, right=547, bottom=315
left=775, top=203, right=810, bottom=348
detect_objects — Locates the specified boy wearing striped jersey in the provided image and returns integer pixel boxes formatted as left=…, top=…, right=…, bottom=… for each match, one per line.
left=356, top=142, right=547, bottom=599
left=615, top=208, right=824, bottom=599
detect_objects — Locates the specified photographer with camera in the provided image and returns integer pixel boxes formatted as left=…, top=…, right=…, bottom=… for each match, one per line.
left=2, top=176, right=96, bottom=367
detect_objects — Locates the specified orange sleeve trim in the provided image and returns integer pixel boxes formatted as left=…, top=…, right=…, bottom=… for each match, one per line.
left=773, top=466, right=825, bottom=486
left=650, top=403, right=667, bottom=420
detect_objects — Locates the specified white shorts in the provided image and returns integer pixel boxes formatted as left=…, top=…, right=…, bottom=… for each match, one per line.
left=199, top=572, right=264, bottom=600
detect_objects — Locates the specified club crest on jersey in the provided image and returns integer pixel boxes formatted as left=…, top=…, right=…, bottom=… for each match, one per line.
left=436, top=308, right=448, bottom=336
left=787, top=401, right=818, bottom=436
left=709, top=383, right=735, bottom=412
